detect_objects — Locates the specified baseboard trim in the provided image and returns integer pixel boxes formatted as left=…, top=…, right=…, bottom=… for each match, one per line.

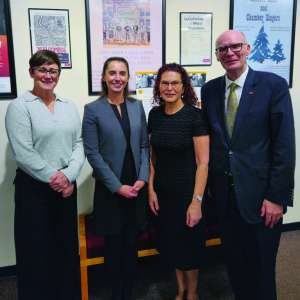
left=282, top=221, right=300, bottom=232
left=0, top=222, right=298, bottom=278
left=0, top=265, right=16, bottom=278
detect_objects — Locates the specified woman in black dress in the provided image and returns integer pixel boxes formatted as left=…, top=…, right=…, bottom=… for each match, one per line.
left=148, top=63, right=209, bottom=300
left=82, top=57, right=149, bottom=300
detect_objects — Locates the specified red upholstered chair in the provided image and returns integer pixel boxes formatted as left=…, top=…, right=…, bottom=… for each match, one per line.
left=79, top=214, right=221, bottom=300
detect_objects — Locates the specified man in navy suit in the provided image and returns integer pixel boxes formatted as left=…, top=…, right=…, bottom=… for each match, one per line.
left=201, top=30, right=295, bottom=300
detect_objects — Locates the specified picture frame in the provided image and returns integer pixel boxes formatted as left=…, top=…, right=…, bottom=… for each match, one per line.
left=0, top=0, right=17, bottom=99
left=85, top=0, right=165, bottom=95
left=230, top=0, right=297, bottom=87
left=180, top=12, right=212, bottom=66
left=28, top=8, right=72, bottom=68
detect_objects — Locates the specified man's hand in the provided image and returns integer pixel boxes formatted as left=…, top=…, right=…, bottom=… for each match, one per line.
left=49, top=171, right=69, bottom=192
left=186, top=200, right=202, bottom=228
left=261, top=199, right=283, bottom=228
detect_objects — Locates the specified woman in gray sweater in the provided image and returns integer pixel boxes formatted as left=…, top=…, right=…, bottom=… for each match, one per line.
left=5, top=50, right=85, bottom=300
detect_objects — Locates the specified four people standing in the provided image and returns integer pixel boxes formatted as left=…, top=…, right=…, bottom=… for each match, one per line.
left=5, top=50, right=85, bottom=300
left=148, top=63, right=209, bottom=300
left=82, top=57, right=149, bottom=300
left=5, top=30, right=295, bottom=300
left=201, top=30, right=295, bottom=300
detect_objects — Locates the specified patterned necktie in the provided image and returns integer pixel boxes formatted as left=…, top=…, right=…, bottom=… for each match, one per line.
left=226, top=82, right=239, bottom=137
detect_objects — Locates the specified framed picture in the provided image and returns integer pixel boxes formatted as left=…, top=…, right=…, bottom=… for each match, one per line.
left=28, top=8, right=72, bottom=68
left=85, top=0, right=165, bottom=95
left=0, top=0, right=17, bottom=99
left=230, top=0, right=297, bottom=87
left=180, top=12, right=212, bottom=66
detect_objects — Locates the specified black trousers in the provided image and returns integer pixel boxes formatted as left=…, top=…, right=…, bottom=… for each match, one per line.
left=14, top=170, right=81, bottom=300
left=105, top=224, right=137, bottom=300
left=220, top=187, right=282, bottom=300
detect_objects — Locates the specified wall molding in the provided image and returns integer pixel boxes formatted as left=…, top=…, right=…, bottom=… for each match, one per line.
left=282, top=221, right=300, bottom=232
left=0, top=265, right=16, bottom=278
left=0, top=222, right=299, bottom=278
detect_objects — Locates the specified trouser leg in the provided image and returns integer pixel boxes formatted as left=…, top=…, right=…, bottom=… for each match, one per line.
left=105, top=225, right=137, bottom=300
left=55, top=185, right=81, bottom=300
left=220, top=189, right=282, bottom=300
left=14, top=174, right=56, bottom=300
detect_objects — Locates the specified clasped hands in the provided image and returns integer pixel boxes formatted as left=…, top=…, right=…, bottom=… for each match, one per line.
left=49, top=171, right=74, bottom=198
left=117, top=180, right=145, bottom=199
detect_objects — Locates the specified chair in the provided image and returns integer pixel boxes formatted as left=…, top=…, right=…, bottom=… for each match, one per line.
left=79, top=214, right=221, bottom=300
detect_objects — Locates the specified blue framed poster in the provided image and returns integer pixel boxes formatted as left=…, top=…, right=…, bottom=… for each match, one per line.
left=230, top=0, right=297, bottom=87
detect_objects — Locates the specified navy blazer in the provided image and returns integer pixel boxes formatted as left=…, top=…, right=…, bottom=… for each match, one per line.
left=201, top=68, right=295, bottom=223
left=82, top=96, right=149, bottom=193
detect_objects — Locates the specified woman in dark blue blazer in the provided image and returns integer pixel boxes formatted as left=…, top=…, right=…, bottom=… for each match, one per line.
left=82, top=57, right=149, bottom=300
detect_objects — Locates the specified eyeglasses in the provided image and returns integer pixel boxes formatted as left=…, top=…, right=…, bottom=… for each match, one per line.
left=33, top=67, right=60, bottom=76
left=160, top=80, right=182, bottom=89
left=215, top=43, right=246, bottom=55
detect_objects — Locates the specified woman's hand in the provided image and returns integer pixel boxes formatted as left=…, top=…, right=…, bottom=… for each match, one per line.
left=117, top=185, right=138, bottom=198
left=148, top=189, right=159, bottom=215
left=49, top=171, right=69, bottom=192
left=186, top=199, right=202, bottom=228
left=62, top=183, right=74, bottom=198
left=132, top=180, right=145, bottom=193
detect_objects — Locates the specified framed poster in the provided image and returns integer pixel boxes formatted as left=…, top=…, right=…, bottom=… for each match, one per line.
left=230, top=0, right=297, bottom=87
left=85, top=0, right=165, bottom=95
left=180, top=12, right=212, bottom=66
left=28, top=8, right=72, bottom=68
left=0, top=0, right=17, bottom=99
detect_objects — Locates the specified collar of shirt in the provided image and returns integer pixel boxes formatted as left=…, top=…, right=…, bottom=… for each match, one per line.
left=23, top=91, right=68, bottom=103
left=224, top=66, right=249, bottom=110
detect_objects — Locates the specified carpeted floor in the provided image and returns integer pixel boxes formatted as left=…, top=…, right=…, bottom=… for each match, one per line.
left=0, top=230, right=299, bottom=300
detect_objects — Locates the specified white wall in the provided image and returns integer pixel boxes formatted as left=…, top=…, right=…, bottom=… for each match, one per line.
left=0, top=0, right=95, bottom=268
left=165, top=0, right=300, bottom=225
left=0, top=0, right=299, bottom=268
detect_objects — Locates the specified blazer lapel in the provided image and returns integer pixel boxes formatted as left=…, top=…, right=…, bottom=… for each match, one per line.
left=231, top=68, right=257, bottom=143
left=102, top=96, right=126, bottom=142
left=126, top=99, right=136, bottom=142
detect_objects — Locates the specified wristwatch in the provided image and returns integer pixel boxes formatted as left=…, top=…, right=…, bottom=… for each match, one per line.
left=194, top=195, right=203, bottom=202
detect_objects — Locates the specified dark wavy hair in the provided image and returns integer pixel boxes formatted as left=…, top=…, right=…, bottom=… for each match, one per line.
left=153, top=63, right=197, bottom=106
left=101, top=57, right=130, bottom=98
left=29, top=50, right=61, bottom=72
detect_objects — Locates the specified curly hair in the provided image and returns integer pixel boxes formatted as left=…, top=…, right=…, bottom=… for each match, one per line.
left=153, top=63, right=197, bottom=106
left=101, top=56, right=130, bottom=98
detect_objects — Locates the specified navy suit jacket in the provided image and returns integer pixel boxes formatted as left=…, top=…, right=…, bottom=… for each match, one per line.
left=201, top=68, right=295, bottom=223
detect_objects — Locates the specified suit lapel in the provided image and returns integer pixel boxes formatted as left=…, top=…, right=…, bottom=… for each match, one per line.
left=215, top=76, right=231, bottom=144
left=231, top=68, right=257, bottom=143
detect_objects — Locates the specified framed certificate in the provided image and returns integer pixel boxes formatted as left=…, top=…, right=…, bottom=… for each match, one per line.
left=85, top=0, right=165, bottom=94
left=28, top=8, right=72, bottom=68
left=230, top=0, right=297, bottom=87
left=180, top=12, right=212, bottom=66
left=0, top=0, right=17, bottom=99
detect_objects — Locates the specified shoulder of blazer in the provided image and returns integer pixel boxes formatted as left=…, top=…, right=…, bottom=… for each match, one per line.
left=246, top=67, right=287, bottom=89
left=84, top=96, right=107, bottom=109
left=126, top=96, right=138, bottom=103
left=203, top=75, right=225, bottom=91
